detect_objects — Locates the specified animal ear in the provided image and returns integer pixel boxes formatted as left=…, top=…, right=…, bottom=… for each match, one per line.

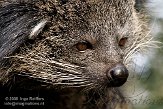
left=0, top=3, right=46, bottom=66
left=29, top=19, right=48, bottom=39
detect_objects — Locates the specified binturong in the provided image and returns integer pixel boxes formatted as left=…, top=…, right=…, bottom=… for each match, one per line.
left=0, top=0, right=156, bottom=109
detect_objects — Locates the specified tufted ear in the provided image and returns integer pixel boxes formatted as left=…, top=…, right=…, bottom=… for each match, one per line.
left=0, top=3, right=47, bottom=66
left=29, top=19, right=48, bottom=39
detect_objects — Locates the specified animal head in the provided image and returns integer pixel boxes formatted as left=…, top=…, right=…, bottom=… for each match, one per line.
left=0, top=0, right=150, bottom=90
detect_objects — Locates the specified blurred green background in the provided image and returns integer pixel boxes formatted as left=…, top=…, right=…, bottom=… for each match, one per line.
left=133, top=0, right=163, bottom=109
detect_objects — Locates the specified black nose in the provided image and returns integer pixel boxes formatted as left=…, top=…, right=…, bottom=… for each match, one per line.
left=106, top=64, right=128, bottom=87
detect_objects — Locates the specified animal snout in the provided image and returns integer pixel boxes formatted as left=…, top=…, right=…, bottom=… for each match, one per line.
left=106, top=63, right=128, bottom=87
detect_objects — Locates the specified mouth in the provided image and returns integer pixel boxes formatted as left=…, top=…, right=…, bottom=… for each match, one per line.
left=108, top=76, right=128, bottom=87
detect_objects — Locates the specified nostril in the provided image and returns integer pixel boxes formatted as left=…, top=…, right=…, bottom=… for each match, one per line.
left=106, top=64, right=129, bottom=87
left=110, top=65, right=128, bottom=79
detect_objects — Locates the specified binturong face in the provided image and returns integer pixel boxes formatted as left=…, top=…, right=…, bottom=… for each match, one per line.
left=1, top=0, right=146, bottom=90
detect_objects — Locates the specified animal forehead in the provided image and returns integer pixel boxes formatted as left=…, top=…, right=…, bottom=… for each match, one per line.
left=65, top=0, right=133, bottom=22
left=48, top=0, right=134, bottom=40
left=62, top=0, right=134, bottom=24
left=71, top=0, right=133, bottom=4
left=67, top=2, right=133, bottom=33
left=83, top=0, right=134, bottom=8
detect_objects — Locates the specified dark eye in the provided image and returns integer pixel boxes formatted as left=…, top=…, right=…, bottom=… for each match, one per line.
left=118, top=37, right=128, bottom=48
left=75, top=41, right=93, bottom=51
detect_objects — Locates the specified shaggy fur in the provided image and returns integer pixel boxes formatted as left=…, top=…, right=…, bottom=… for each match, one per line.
left=0, top=0, right=154, bottom=109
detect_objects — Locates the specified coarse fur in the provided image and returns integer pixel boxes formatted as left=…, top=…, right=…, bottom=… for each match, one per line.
left=0, top=0, right=156, bottom=109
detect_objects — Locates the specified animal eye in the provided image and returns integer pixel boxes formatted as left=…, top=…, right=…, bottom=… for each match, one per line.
left=75, top=41, right=92, bottom=51
left=118, top=37, right=128, bottom=48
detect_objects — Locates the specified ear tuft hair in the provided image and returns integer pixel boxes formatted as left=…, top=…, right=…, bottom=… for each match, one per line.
left=29, top=19, right=48, bottom=39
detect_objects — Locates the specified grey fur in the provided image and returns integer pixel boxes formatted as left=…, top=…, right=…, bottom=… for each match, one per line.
left=0, top=0, right=154, bottom=109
